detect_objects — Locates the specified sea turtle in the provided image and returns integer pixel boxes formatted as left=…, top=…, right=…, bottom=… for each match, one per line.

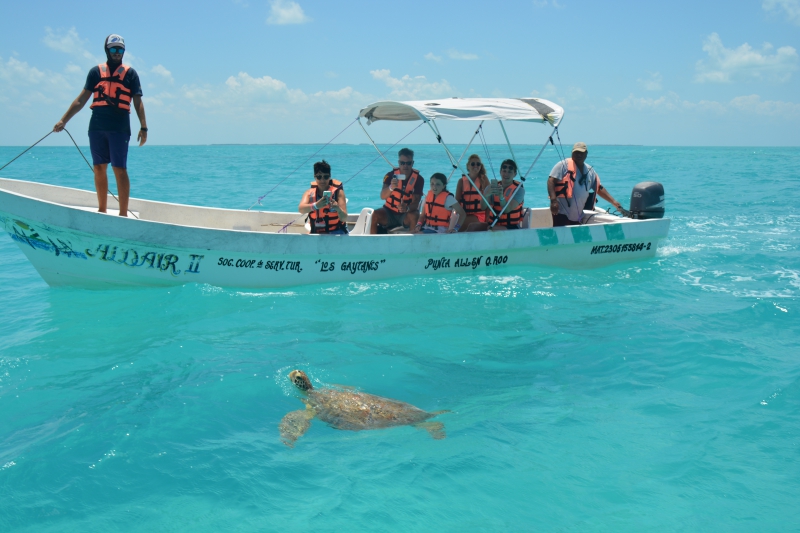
left=279, top=370, right=448, bottom=447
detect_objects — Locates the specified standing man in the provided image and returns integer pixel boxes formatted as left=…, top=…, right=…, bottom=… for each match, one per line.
left=369, top=148, right=424, bottom=234
left=54, top=34, right=147, bottom=217
left=547, top=142, right=623, bottom=226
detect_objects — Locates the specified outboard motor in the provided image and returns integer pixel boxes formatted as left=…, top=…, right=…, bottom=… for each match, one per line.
left=628, top=181, right=665, bottom=219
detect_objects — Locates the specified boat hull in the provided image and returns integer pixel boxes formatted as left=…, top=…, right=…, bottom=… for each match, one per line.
left=0, top=179, right=670, bottom=289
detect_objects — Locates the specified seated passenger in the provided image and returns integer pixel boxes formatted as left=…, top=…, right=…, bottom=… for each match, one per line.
left=369, top=147, right=424, bottom=234
left=467, top=159, right=525, bottom=231
left=298, top=160, right=348, bottom=235
left=547, top=142, right=624, bottom=226
left=413, top=173, right=467, bottom=234
left=454, top=154, right=490, bottom=232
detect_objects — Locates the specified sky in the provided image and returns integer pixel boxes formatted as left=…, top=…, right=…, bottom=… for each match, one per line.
left=1, top=0, right=799, bottom=146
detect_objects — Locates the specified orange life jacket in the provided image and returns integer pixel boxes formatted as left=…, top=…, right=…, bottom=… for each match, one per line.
left=423, top=190, right=454, bottom=228
left=459, top=175, right=485, bottom=215
left=487, top=180, right=524, bottom=228
left=554, top=158, right=584, bottom=201
left=90, top=64, right=132, bottom=112
left=554, top=159, right=598, bottom=208
left=306, top=179, right=345, bottom=234
left=384, top=169, right=420, bottom=213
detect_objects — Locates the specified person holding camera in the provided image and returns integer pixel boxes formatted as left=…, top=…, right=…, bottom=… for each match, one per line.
left=467, top=159, right=525, bottom=231
left=369, top=147, right=424, bottom=234
left=299, top=160, right=348, bottom=234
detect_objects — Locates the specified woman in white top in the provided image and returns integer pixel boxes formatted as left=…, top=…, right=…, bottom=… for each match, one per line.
left=413, top=173, right=467, bottom=234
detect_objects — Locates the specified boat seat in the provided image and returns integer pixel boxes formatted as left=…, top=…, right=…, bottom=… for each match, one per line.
left=523, top=208, right=553, bottom=229
left=349, top=208, right=373, bottom=235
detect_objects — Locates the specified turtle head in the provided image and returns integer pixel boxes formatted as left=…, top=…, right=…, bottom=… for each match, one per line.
left=289, top=370, right=313, bottom=392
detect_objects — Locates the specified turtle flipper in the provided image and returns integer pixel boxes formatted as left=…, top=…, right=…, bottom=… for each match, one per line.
left=279, top=409, right=314, bottom=448
left=414, top=421, right=446, bottom=440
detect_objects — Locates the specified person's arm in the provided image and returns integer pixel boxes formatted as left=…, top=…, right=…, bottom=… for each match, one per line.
left=454, top=178, right=463, bottom=202
left=298, top=191, right=323, bottom=214
left=133, top=95, right=147, bottom=146
left=597, top=185, right=623, bottom=211
left=413, top=199, right=427, bottom=233
left=407, top=193, right=422, bottom=213
left=329, top=189, right=348, bottom=220
left=379, top=174, right=398, bottom=200
left=547, top=177, right=559, bottom=215
left=448, top=202, right=467, bottom=233
left=479, top=184, right=496, bottom=209
left=54, top=89, right=92, bottom=131
left=500, top=186, right=522, bottom=212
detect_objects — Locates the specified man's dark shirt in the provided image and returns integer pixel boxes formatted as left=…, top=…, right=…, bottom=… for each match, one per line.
left=83, top=63, right=143, bottom=134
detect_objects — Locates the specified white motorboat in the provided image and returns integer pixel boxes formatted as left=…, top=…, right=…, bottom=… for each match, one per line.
left=0, top=98, right=669, bottom=288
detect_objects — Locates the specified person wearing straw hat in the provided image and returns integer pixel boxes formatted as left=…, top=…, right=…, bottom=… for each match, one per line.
left=547, top=142, right=623, bottom=226
left=53, top=34, right=147, bottom=218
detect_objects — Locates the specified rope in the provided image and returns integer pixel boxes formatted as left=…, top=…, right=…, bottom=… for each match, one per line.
left=477, top=125, right=497, bottom=181
left=0, top=131, right=53, bottom=173
left=248, top=117, right=358, bottom=210
left=1, top=128, right=139, bottom=219
left=64, top=128, right=139, bottom=219
left=522, top=126, right=558, bottom=179
left=423, top=119, right=496, bottom=218
left=498, top=120, right=524, bottom=182
left=447, top=123, right=482, bottom=181
left=357, top=117, right=396, bottom=169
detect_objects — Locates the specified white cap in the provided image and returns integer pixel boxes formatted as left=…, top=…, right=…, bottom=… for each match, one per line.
left=105, top=34, right=125, bottom=50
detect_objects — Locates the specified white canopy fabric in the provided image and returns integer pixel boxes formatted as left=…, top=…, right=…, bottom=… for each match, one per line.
left=358, top=97, right=564, bottom=126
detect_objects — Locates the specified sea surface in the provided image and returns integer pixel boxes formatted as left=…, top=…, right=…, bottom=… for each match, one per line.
left=0, top=142, right=798, bottom=532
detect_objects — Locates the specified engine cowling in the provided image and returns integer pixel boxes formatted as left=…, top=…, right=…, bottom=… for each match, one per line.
left=629, top=182, right=664, bottom=219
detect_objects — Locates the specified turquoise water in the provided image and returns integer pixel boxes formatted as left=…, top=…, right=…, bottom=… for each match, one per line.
left=1, top=143, right=799, bottom=532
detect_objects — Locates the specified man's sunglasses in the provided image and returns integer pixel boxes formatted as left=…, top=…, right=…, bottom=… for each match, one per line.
left=314, top=174, right=331, bottom=180
left=108, top=47, right=125, bottom=54
left=469, top=162, right=482, bottom=167
left=500, top=165, right=516, bottom=171
left=398, top=161, right=414, bottom=166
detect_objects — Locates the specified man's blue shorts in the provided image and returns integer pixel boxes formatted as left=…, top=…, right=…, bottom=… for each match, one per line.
left=88, top=131, right=130, bottom=169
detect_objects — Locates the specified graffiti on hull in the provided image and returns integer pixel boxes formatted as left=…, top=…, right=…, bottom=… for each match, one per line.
left=9, top=220, right=87, bottom=259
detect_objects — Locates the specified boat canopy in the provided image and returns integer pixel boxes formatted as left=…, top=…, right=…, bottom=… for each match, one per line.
left=358, top=97, right=564, bottom=126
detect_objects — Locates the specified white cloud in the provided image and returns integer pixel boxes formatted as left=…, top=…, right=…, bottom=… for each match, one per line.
left=614, top=91, right=800, bottom=116
left=530, top=83, right=584, bottom=106
left=424, top=52, right=442, bottom=62
left=266, top=0, right=310, bottom=25
left=172, top=71, right=367, bottom=121
left=43, top=27, right=99, bottom=64
left=533, top=0, right=564, bottom=8
left=151, top=64, right=174, bottom=83
left=447, top=49, right=478, bottom=61
left=638, top=72, right=662, bottom=91
left=695, top=33, right=798, bottom=83
left=0, top=55, right=73, bottom=107
left=763, top=0, right=800, bottom=25
left=729, top=94, right=800, bottom=115
left=370, top=69, right=454, bottom=99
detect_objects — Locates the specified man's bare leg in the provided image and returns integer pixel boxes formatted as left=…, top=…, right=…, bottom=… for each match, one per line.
left=111, top=166, right=130, bottom=217
left=93, top=164, right=109, bottom=213
left=370, top=208, right=389, bottom=234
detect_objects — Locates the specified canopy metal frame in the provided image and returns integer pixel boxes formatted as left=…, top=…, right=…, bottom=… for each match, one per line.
left=357, top=98, right=564, bottom=227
